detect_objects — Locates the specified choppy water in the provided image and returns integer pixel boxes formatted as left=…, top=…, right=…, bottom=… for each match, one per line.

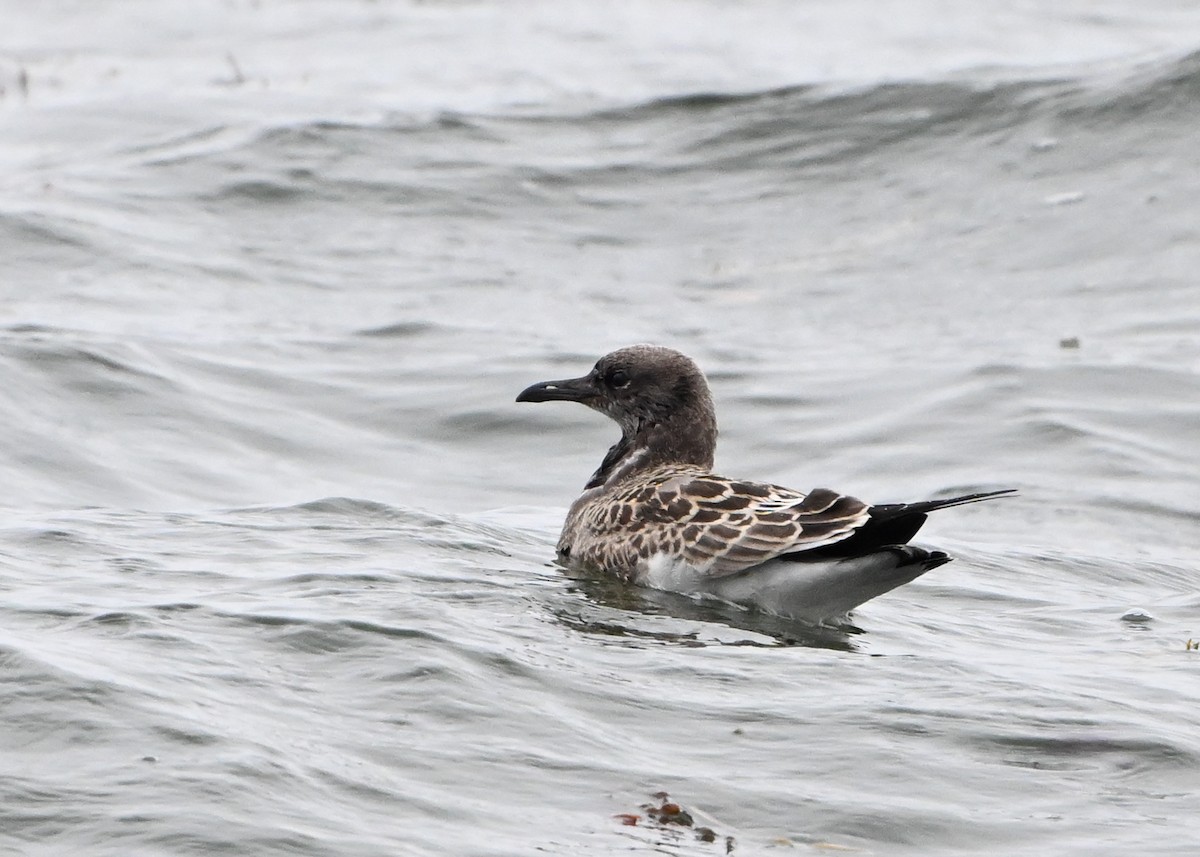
left=3, top=2, right=1199, bottom=855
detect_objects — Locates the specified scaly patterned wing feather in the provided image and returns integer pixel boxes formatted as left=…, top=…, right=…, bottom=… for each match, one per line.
left=638, top=475, right=870, bottom=577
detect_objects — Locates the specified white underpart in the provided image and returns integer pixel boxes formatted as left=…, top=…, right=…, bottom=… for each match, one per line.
left=637, top=551, right=931, bottom=624
left=641, top=552, right=706, bottom=592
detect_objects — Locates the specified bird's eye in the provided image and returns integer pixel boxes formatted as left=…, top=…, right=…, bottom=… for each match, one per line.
left=607, top=368, right=631, bottom=389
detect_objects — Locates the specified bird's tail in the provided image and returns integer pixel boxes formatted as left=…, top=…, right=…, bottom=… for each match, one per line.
left=786, top=488, right=1015, bottom=562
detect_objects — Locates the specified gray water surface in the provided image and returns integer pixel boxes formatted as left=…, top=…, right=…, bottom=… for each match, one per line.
left=3, top=2, right=1199, bottom=855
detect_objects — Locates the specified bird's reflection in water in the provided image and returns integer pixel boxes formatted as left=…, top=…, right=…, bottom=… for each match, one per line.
left=551, top=565, right=861, bottom=652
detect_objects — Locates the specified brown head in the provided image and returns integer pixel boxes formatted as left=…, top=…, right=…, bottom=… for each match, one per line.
left=517, top=345, right=718, bottom=486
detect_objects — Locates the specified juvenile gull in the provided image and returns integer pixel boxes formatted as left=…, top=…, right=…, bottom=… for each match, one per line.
left=516, top=345, right=1014, bottom=624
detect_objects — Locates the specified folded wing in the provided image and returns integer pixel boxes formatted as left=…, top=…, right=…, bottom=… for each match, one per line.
left=643, top=476, right=871, bottom=577
left=642, top=479, right=1015, bottom=578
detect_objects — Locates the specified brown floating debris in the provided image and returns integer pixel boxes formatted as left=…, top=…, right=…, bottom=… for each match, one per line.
left=619, top=791, right=733, bottom=850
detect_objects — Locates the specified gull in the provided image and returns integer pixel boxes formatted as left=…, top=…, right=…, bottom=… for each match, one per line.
left=516, top=345, right=1014, bottom=624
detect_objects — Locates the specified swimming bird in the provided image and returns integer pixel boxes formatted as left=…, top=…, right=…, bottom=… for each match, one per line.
left=516, top=345, right=1014, bottom=624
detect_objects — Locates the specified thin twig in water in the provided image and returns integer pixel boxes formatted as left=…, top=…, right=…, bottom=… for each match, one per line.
left=224, top=53, right=246, bottom=86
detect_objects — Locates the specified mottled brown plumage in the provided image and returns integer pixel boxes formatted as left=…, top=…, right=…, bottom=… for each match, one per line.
left=559, top=466, right=870, bottom=579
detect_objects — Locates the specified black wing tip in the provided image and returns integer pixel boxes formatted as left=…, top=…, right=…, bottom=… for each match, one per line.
left=927, top=488, right=1017, bottom=505
left=961, top=487, right=1018, bottom=501
left=875, top=488, right=1018, bottom=518
left=940, top=487, right=1018, bottom=509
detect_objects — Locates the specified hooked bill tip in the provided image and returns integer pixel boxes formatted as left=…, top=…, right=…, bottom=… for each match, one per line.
left=516, top=375, right=596, bottom=404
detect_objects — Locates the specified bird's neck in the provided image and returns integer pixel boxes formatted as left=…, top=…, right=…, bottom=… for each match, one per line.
left=584, top=406, right=717, bottom=490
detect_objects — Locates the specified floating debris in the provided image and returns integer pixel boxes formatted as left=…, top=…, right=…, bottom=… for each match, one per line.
left=1044, top=191, right=1085, bottom=206
left=620, top=791, right=735, bottom=851
left=1058, top=336, right=1080, bottom=349
left=647, top=801, right=694, bottom=827
left=226, top=52, right=245, bottom=85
